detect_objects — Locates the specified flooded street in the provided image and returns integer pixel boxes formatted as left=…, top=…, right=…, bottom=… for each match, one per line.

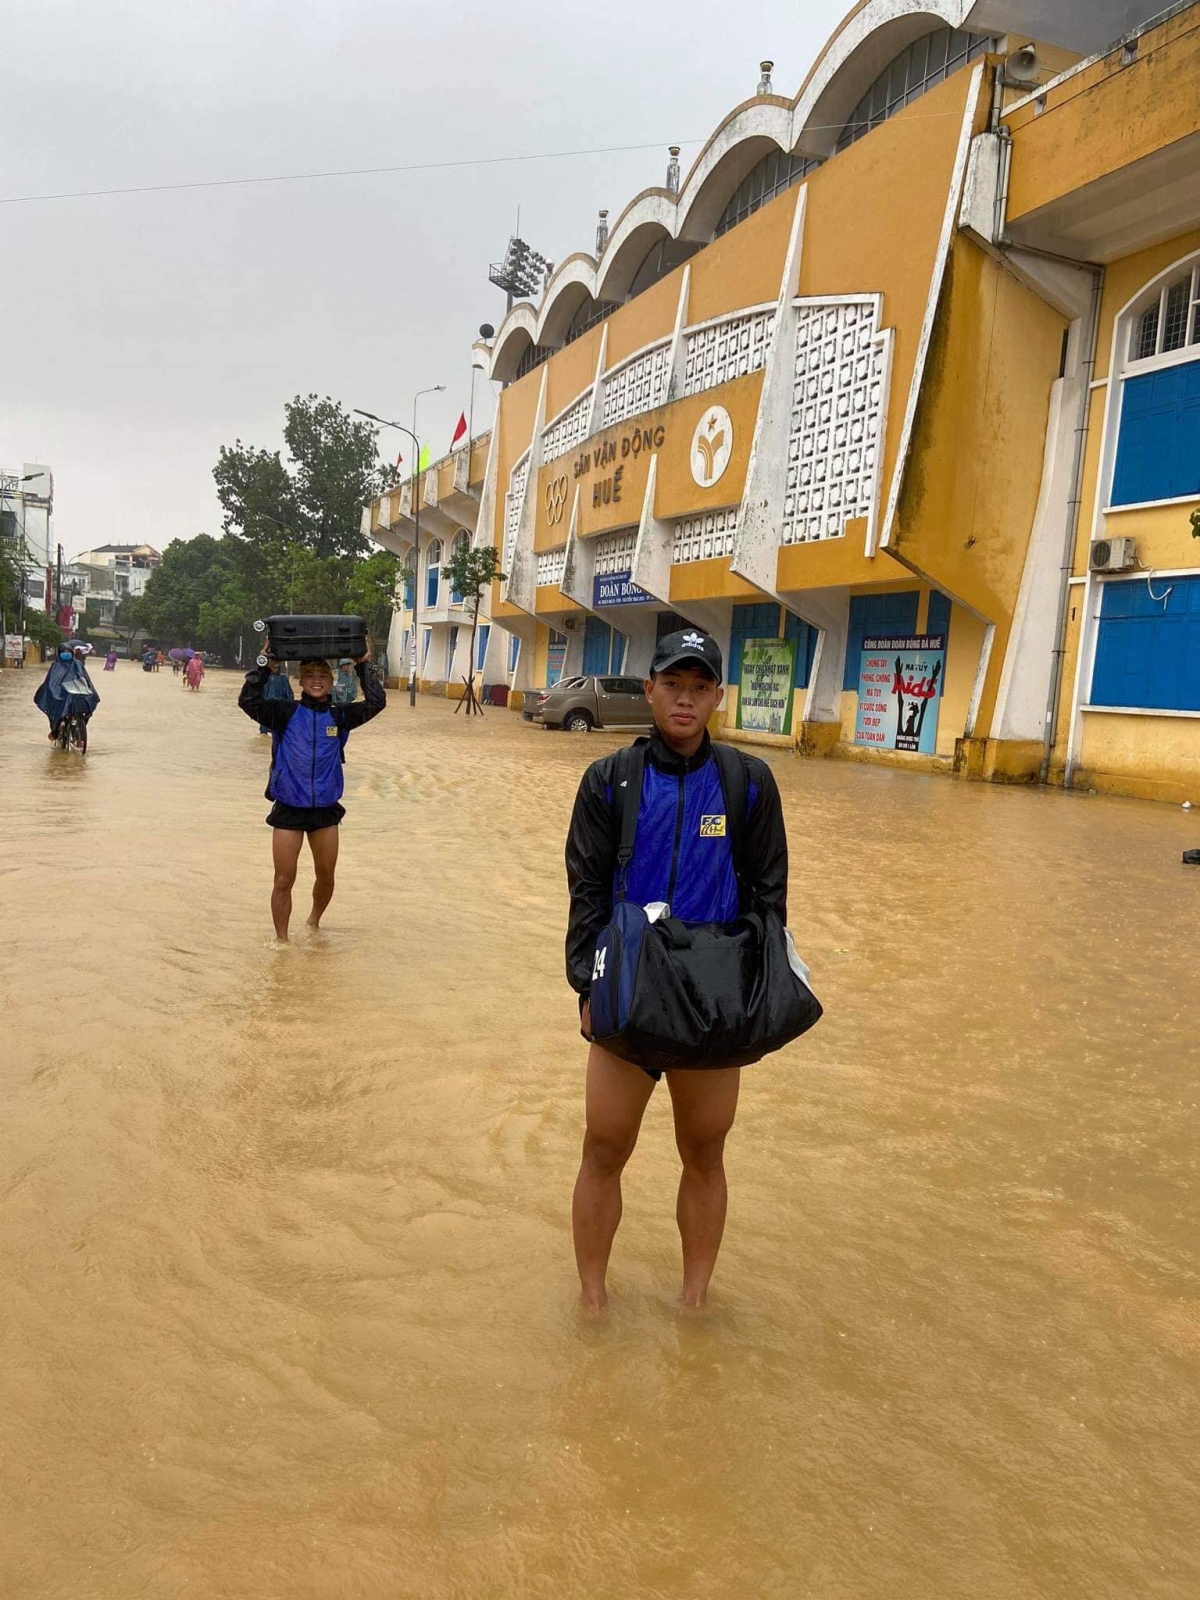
left=1, top=662, right=1198, bottom=1599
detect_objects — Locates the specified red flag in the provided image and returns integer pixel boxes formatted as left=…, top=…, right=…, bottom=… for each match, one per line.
left=451, top=412, right=467, bottom=449
left=395, top=448, right=403, bottom=468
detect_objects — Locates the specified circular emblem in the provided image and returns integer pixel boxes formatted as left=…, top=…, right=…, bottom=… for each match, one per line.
left=545, top=474, right=569, bottom=526
left=690, top=406, right=733, bottom=488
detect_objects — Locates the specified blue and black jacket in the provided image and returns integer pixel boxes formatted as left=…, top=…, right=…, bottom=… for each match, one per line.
left=565, top=730, right=788, bottom=1000
left=238, top=663, right=385, bottom=808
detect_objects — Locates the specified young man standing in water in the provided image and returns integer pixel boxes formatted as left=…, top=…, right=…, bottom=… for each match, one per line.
left=564, top=630, right=788, bottom=1310
left=238, top=654, right=385, bottom=941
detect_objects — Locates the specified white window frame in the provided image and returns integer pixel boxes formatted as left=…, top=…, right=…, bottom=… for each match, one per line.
left=1098, top=247, right=1200, bottom=518
left=1125, top=261, right=1200, bottom=374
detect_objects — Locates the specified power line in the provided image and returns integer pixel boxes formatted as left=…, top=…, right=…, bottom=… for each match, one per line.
left=0, top=139, right=707, bottom=206
left=0, top=110, right=965, bottom=206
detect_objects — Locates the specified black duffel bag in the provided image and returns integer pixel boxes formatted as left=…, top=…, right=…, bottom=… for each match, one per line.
left=588, top=741, right=822, bottom=1073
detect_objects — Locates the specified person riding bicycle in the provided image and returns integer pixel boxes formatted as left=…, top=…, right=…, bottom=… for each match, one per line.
left=34, top=645, right=100, bottom=742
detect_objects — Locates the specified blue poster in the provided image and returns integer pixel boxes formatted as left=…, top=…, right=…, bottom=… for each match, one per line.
left=854, top=635, right=946, bottom=754
left=593, top=570, right=652, bottom=608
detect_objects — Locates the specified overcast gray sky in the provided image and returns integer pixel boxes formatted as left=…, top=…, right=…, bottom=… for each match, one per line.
left=1, top=0, right=846, bottom=560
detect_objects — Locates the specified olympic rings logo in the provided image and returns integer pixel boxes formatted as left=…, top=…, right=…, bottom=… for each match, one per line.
left=545, top=474, right=569, bottom=526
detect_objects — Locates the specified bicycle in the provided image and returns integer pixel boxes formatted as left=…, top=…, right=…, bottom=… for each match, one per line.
left=54, top=707, right=89, bottom=754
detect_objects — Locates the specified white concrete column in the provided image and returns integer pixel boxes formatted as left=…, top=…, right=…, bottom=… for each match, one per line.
left=802, top=594, right=850, bottom=723
left=665, top=264, right=693, bottom=402
left=504, top=366, right=549, bottom=616
left=471, top=426, right=501, bottom=554
left=729, top=181, right=806, bottom=599
left=990, top=374, right=1079, bottom=742
left=583, top=324, right=610, bottom=439
left=560, top=488, right=590, bottom=610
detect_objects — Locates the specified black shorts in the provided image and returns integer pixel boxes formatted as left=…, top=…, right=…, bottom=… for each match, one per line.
left=265, top=801, right=345, bottom=833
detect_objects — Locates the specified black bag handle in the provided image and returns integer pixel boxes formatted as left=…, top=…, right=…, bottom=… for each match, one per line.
left=614, top=739, right=648, bottom=903
left=711, top=741, right=751, bottom=911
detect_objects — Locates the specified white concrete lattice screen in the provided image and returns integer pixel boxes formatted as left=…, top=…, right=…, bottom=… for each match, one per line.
left=502, top=454, right=530, bottom=572
left=593, top=529, right=639, bottom=575
left=683, top=309, right=775, bottom=397
left=782, top=300, right=887, bottom=545
left=536, top=546, right=567, bottom=588
left=673, top=507, right=738, bottom=564
left=601, top=342, right=671, bottom=429
left=542, top=392, right=593, bottom=463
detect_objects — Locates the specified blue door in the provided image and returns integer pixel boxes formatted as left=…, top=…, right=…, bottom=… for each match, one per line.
left=583, top=616, right=613, bottom=675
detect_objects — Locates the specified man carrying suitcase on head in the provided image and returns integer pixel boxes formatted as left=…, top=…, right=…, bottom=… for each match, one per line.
left=238, top=653, right=385, bottom=941
left=564, top=629, right=790, bottom=1311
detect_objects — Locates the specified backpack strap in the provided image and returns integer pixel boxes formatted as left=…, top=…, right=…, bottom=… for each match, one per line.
left=614, top=738, right=648, bottom=903
left=710, top=740, right=750, bottom=907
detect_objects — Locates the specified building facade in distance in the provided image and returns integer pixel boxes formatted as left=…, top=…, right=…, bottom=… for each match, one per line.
left=368, top=0, right=1200, bottom=802
left=1, top=465, right=54, bottom=618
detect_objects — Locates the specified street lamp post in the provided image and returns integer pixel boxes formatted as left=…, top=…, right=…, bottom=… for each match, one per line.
left=355, top=387, right=444, bottom=707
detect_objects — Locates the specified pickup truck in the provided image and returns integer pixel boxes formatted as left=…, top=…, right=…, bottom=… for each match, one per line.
left=530, top=674, right=653, bottom=733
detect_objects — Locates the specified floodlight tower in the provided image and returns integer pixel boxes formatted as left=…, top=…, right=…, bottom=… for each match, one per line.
left=488, top=234, right=553, bottom=312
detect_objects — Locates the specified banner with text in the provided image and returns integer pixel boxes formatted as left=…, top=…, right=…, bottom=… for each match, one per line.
left=854, top=635, right=945, bottom=754
left=736, top=636, right=796, bottom=735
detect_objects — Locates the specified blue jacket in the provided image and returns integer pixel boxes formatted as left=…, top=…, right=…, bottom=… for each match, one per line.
left=565, top=731, right=788, bottom=998
left=238, top=664, right=385, bottom=808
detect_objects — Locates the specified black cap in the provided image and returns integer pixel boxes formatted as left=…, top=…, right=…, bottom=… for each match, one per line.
left=650, top=628, right=723, bottom=682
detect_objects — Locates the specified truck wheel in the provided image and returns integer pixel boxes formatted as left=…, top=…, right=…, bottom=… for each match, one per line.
left=564, top=710, right=593, bottom=733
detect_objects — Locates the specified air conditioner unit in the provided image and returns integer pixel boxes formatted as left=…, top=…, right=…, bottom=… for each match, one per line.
left=1090, top=536, right=1138, bottom=573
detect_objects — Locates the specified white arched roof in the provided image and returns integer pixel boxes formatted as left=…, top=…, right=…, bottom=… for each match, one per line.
left=489, top=0, right=1152, bottom=380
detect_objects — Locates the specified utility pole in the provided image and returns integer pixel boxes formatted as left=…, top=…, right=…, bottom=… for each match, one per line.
left=353, top=390, right=444, bottom=708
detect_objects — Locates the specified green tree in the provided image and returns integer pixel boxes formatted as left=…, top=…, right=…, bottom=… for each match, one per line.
left=22, top=609, right=64, bottom=652
left=440, top=544, right=505, bottom=715
left=115, top=594, right=151, bottom=654
left=0, top=542, right=23, bottom=636
left=215, top=395, right=396, bottom=561
left=139, top=535, right=257, bottom=656
left=346, top=550, right=401, bottom=656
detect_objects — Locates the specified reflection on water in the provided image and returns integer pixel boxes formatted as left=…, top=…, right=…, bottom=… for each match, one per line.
left=1, top=665, right=1198, bottom=1599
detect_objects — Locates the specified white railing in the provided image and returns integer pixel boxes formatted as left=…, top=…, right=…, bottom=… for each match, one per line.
left=781, top=299, right=886, bottom=545
left=593, top=529, right=638, bottom=575
left=673, top=507, right=738, bottom=564
left=542, top=391, right=593, bottom=463
left=502, top=454, right=530, bottom=572
left=601, top=341, right=671, bottom=429
left=536, top=546, right=567, bottom=588
left=683, top=306, right=775, bottom=396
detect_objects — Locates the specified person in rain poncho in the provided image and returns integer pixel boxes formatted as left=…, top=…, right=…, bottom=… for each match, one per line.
left=259, top=657, right=295, bottom=735
left=185, top=654, right=205, bottom=690
left=34, top=646, right=100, bottom=740
left=331, top=658, right=359, bottom=706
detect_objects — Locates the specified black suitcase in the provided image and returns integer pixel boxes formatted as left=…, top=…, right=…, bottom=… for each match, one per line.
left=254, top=614, right=367, bottom=665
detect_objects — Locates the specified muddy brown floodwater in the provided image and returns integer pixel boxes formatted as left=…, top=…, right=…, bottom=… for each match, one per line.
left=1, top=663, right=1198, bottom=1598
